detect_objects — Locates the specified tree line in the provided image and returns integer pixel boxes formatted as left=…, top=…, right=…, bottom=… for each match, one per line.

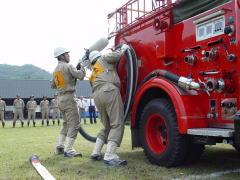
left=0, top=64, right=52, bottom=80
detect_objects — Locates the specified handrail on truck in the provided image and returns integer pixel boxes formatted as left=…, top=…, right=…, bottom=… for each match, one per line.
left=108, top=0, right=179, bottom=38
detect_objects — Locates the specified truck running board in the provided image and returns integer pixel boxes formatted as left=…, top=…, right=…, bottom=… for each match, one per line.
left=187, top=128, right=234, bottom=137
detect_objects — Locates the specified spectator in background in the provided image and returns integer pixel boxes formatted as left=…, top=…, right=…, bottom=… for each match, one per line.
left=26, top=95, right=37, bottom=127
left=0, top=96, right=6, bottom=128
left=13, top=94, right=25, bottom=128
left=51, top=94, right=60, bottom=126
left=77, top=96, right=87, bottom=124
left=40, top=96, right=49, bottom=126
left=87, top=96, right=97, bottom=124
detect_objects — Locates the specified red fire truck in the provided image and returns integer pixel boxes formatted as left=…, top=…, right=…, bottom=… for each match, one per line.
left=107, top=0, right=240, bottom=167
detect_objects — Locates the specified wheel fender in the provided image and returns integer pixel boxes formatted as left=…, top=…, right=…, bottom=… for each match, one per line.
left=132, top=78, right=196, bottom=134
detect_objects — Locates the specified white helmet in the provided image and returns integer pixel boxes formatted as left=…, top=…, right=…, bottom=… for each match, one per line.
left=89, top=50, right=101, bottom=63
left=54, top=47, right=70, bottom=58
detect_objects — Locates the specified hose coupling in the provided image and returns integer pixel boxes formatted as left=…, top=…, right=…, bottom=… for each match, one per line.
left=178, top=77, right=200, bottom=90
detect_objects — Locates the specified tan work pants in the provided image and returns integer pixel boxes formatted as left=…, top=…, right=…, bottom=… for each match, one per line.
left=13, top=109, right=24, bottom=122
left=58, top=92, right=80, bottom=139
left=41, top=109, right=49, bottom=121
left=94, top=87, right=125, bottom=146
left=28, top=110, right=36, bottom=122
left=52, top=108, right=60, bottom=121
left=0, top=110, right=5, bottom=123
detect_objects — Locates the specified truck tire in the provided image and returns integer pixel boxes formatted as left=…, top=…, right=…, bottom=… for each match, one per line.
left=139, top=98, right=189, bottom=167
left=233, top=144, right=240, bottom=153
left=184, top=142, right=205, bottom=164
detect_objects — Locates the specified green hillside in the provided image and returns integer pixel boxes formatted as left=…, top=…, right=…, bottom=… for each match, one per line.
left=0, top=64, right=52, bottom=80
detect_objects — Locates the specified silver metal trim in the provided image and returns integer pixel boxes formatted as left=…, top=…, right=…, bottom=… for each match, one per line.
left=178, top=77, right=200, bottom=90
left=217, top=79, right=225, bottom=92
left=193, top=10, right=225, bottom=24
left=203, top=71, right=219, bottom=75
left=137, top=59, right=142, bottom=67
left=181, top=115, right=208, bottom=119
left=187, top=128, right=234, bottom=137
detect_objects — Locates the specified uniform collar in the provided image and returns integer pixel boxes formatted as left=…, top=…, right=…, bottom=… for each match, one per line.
left=58, top=60, right=68, bottom=64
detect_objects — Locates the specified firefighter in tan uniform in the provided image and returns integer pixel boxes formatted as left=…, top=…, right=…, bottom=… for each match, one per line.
left=0, top=96, right=6, bottom=128
left=51, top=47, right=85, bottom=157
left=51, top=94, right=60, bottom=126
left=26, top=95, right=37, bottom=127
left=88, top=46, right=128, bottom=166
left=13, top=95, right=25, bottom=128
left=40, top=96, right=49, bottom=126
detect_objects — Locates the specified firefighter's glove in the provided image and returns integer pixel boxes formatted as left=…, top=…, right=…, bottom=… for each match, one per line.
left=121, top=44, right=129, bottom=51
left=80, top=59, right=91, bottom=68
left=115, top=44, right=128, bottom=51
left=76, top=62, right=81, bottom=70
left=115, top=44, right=123, bottom=50
left=84, top=49, right=90, bottom=59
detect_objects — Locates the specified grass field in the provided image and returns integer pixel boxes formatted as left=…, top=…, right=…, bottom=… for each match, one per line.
left=0, top=120, right=240, bottom=180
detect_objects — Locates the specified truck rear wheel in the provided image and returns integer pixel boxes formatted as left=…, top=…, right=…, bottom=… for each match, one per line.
left=139, top=98, right=188, bottom=167
left=233, top=144, right=240, bottom=153
left=184, top=142, right=205, bottom=164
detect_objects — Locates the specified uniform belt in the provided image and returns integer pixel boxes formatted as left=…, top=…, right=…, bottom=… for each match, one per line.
left=58, top=91, right=74, bottom=96
left=92, top=83, right=119, bottom=93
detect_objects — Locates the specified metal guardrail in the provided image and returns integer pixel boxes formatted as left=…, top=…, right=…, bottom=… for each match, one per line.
left=108, top=0, right=179, bottom=38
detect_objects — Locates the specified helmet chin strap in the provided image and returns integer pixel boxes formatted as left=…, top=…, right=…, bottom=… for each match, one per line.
left=59, top=56, right=69, bottom=63
left=64, top=59, right=69, bottom=63
left=91, top=59, right=97, bottom=65
left=91, top=57, right=100, bottom=65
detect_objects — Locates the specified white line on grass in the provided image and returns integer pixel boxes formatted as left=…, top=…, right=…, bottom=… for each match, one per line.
left=172, top=168, right=240, bottom=180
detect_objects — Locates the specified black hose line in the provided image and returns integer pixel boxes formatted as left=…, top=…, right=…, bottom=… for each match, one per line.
left=139, top=69, right=180, bottom=88
left=124, top=46, right=137, bottom=121
left=129, top=46, right=138, bottom=101
left=164, top=70, right=180, bottom=82
left=78, top=126, right=96, bottom=143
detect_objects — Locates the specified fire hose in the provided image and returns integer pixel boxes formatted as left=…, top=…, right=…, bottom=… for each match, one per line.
left=123, top=45, right=138, bottom=120
left=78, top=43, right=138, bottom=143
left=140, top=69, right=201, bottom=90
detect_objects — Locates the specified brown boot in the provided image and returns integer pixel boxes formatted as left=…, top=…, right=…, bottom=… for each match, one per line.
left=33, top=122, right=36, bottom=127
left=13, top=122, right=16, bottom=128
left=21, top=122, right=24, bottom=127
left=42, top=120, right=44, bottom=126
left=2, top=122, right=5, bottom=128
